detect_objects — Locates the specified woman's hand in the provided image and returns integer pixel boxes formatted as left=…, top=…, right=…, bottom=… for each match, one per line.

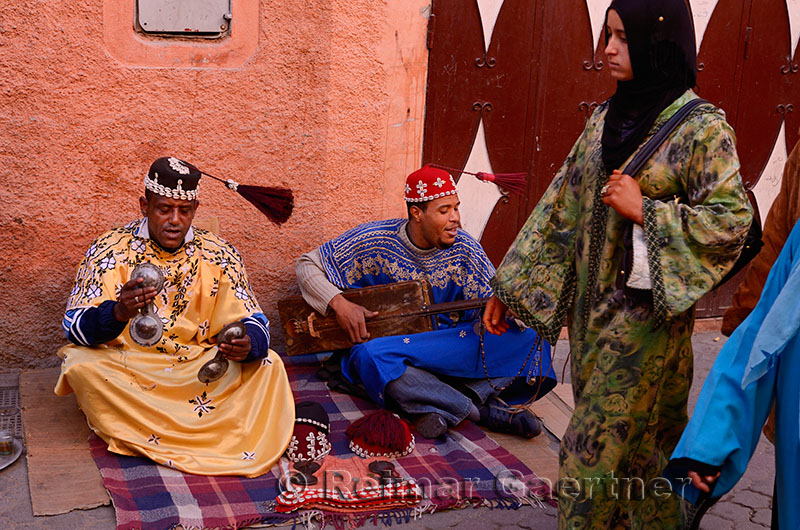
left=687, top=470, right=721, bottom=494
left=482, top=296, right=510, bottom=336
left=602, top=169, right=644, bottom=225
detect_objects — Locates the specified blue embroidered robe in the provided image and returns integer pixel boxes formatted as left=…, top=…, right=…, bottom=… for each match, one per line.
left=317, top=219, right=556, bottom=405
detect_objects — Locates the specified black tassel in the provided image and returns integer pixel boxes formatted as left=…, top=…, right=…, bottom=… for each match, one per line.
left=236, top=184, right=294, bottom=225
left=201, top=171, right=294, bottom=225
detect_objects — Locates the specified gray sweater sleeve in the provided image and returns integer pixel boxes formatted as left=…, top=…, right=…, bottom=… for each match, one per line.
left=295, top=248, right=342, bottom=316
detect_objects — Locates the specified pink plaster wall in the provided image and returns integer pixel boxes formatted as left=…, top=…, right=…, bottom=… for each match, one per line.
left=0, top=0, right=431, bottom=369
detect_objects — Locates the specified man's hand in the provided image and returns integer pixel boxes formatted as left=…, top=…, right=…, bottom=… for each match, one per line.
left=482, top=296, right=511, bottom=336
left=687, top=470, right=721, bottom=494
left=113, top=278, right=158, bottom=322
left=328, top=294, right=378, bottom=344
left=602, top=169, right=644, bottom=225
left=217, top=334, right=251, bottom=362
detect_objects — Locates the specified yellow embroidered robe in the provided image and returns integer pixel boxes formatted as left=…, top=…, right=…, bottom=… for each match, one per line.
left=55, top=220, right=295, bottom=477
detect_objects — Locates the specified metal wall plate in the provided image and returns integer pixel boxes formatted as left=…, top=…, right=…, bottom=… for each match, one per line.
left=137, top=0, right=231, bottom=35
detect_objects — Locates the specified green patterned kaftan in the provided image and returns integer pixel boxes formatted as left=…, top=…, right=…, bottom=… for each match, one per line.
left=491, top=91, right=753, bottom=529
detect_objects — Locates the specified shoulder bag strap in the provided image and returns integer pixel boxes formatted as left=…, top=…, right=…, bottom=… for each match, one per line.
left=622, top=98, right=710, bottom=177
left=615, top=98, right=711, bottom=297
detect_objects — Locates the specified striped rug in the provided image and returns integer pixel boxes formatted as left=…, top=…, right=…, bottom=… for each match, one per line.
left=89, top=357, right=553, bottom=530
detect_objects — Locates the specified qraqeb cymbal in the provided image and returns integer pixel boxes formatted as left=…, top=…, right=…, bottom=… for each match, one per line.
left=197, top=321, right=246, bottom=383
left=128, top=263, right=165, bottom=347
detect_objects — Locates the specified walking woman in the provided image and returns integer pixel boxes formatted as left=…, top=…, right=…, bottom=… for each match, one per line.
left=483, top=1, right=752, bottom=527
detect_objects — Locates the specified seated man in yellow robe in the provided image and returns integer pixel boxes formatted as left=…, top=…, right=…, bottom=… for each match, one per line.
left=56, top=157, right=294, bottom=477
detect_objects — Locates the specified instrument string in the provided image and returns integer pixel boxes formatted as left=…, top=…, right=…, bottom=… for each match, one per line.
left=294, top=298, right=490, bottom=335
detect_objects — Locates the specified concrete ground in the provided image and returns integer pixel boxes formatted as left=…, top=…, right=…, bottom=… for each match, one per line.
left=0, top=331, right=775, bottom=529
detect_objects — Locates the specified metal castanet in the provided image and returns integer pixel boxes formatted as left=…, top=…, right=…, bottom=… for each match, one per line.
left=197, top=321, right=246, bottom=383
left=277, top=280, right=490, bottom=356
left=129, top=263, right=165, bottom=347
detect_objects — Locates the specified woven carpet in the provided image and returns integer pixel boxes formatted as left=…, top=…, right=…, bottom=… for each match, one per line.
left=89, top=358, right=554, bottom=530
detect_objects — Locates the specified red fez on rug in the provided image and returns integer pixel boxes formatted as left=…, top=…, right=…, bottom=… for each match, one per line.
left=285, top=402, right=332, bottom=463
left=346, top=410, right=415, bottom=459
left=404, top=165, right=458, bottom=203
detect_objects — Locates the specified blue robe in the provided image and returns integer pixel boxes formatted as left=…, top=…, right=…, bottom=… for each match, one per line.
left=317, top=219, right=556, bottom=405
left=665, top=218, right=800, bottom=529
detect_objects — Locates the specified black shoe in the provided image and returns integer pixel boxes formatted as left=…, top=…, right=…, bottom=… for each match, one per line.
left=478, top=399, right=542, bottom=439
left=414, top=412, right=448, bottom=439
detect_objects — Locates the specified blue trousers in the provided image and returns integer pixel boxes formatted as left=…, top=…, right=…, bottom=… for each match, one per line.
left=384, top=365, right=513, bottom=425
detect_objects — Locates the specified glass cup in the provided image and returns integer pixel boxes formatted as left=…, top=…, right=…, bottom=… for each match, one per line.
left=0, top=430, right=13, bottom=456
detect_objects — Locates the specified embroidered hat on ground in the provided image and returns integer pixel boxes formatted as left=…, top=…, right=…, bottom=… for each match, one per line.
left=346, top=410, right=416, bottom=459
left=285, top=401, right=332, bottom=463
left=144, top=157, right=202, bottom=200
left=404, top=165, right=458, bottom=203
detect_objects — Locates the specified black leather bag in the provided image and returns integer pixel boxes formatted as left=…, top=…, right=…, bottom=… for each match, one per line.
left=619, top=98, right=762, bottom=289
left=718, top=203, right=762, bottom=286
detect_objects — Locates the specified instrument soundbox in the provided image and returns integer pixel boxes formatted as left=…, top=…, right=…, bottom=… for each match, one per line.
left=277, top=280, right=489, bottom=356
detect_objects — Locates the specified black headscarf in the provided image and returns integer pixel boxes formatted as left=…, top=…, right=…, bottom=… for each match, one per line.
left=601, top=0, right=697, bottom=174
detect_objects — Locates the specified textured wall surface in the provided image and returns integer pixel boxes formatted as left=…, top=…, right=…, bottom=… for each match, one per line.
left=0, top=0, right=430, bottom=369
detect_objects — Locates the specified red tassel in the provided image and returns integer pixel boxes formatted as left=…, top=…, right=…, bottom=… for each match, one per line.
left=428, top=164, right=527, bottom=195
left=345, top=410, right=410, bottom=452
left=236, top=184, right=294, bottom=225
left=475, top=171, right=527, bottom=195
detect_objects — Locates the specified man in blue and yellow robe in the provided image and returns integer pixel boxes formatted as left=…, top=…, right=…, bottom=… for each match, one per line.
left=296, top=165, right=555, bottom=439
left=56, top=157, right=294, bottom=477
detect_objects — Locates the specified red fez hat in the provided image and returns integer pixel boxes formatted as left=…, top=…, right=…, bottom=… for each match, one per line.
left=404, top=165, right=458, bottom=203
left=346, top=410, right=416, bottom=459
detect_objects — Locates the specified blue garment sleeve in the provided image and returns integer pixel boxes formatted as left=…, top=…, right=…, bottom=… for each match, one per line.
left=242, top=312, right=271, bottom=362
left=62, top=300, right=127, bottom=346
left=664, top=218, right=800, bottom=503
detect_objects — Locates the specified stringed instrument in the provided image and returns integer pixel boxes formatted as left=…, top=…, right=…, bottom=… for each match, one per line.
left=277, top=280, right=488, bottom=356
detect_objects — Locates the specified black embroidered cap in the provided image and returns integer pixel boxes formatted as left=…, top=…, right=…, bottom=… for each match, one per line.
left=285, top=401, right=331, bottom=463
left=294, top=401, right=330, bottom=434
left=144, top=157, right=202, bottom=200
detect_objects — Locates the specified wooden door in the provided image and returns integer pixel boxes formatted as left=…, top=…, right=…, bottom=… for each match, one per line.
left=423, top=0, right=800, bottom=318
left=693, top=0, right=800, bottom=316
left=422, top=0, right=540, bottom=260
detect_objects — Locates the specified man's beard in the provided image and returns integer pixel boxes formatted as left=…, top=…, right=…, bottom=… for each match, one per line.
left=437, top=239, right=455, bottom=250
